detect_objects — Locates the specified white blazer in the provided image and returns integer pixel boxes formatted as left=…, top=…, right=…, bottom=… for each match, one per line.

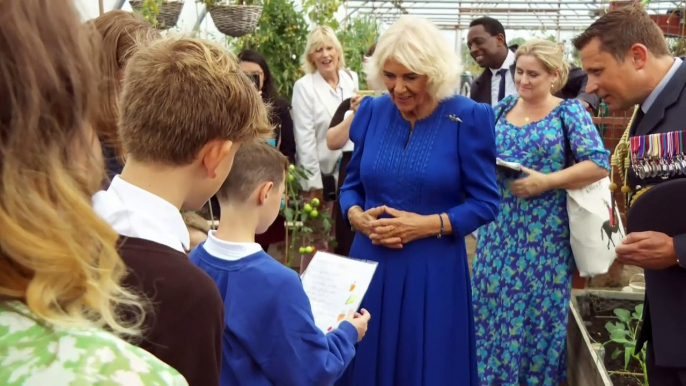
left=292, top=69, right=359, bottom=190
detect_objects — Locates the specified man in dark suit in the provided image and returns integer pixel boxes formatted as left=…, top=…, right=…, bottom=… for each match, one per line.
left=467, top=17, right=598, bottom=111
left=574, top=4, right=686, bottom=385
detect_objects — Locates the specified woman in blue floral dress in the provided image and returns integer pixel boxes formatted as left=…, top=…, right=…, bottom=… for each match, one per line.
left=472, top=39, right=610, bottom=385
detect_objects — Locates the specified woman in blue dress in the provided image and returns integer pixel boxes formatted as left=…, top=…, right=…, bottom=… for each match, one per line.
left=336, top=16, right=500, bottom=386
left=472, top=39, right=610, bottom=385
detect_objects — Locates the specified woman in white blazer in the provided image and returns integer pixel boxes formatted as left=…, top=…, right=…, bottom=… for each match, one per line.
left=292, top=26, right=359, bottom=201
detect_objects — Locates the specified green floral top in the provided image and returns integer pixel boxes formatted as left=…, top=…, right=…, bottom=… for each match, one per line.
left=0, top=301, right=188, bottom=386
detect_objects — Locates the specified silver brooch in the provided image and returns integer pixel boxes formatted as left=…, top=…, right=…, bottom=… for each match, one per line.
left=447, top=114, right=462, bottom=122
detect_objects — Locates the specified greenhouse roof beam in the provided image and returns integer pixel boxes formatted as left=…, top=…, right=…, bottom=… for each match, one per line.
left=346, top=0, right=684, bottom=30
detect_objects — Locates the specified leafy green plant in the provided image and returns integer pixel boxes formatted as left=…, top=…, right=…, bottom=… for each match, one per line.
left=234, top=0, right=308, bottom=100
left=281, top=164, right=336, bottom=267
left=603, top=304, right=648, bottom=385
left=302, top=0, right=342, bottom=30
left=135, top=0, right=164, bottom=26
left=338, top=16, right=379, bottom=90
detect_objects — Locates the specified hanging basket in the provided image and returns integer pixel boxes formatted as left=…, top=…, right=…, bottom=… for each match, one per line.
left=129, top=0, right=185, bottom=30
left=210, top=4, right=263, bottom=38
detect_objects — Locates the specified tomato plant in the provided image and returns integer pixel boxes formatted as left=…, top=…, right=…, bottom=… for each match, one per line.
left=281, top=165, right=335, bottom=267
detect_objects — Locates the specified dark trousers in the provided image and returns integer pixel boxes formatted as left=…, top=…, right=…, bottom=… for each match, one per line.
left=647, top=341, right=686, bottom=386
left=334, top=151, right=355, bottom=256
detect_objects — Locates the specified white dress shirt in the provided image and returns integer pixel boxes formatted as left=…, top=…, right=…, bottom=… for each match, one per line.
left=92, top=175, right=190, bottom=252
left=490, top=50, right=518, bottom=106
left=341, top=110, right=355, bottom=152
left=292, top=69, right=359, bottom=190
left=202, top=230, right=263, bottom=261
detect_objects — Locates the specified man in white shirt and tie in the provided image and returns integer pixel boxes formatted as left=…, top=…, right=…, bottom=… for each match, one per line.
left=466, top=17, right=518, bottom=106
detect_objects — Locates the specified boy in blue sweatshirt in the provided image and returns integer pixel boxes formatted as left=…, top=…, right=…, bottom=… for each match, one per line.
left=189, top=142, right=370, bottom=386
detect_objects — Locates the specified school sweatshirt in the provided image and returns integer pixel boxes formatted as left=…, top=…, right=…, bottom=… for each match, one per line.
left=189, top=242, right=358, bottom=386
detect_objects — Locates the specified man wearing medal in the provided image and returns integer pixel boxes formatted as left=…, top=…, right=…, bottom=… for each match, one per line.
left=574, top=4, right=686, bottom=385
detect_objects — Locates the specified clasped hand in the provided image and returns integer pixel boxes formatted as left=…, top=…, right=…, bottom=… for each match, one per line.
left=350, top=206, right=430, bottom=249
left=508, top=166, right=551, bottom=198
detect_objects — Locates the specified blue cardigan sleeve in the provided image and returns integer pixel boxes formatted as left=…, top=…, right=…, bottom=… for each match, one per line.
left=445, top=102, right=500, bottom=237
left=338, top=97, right=374, bottom=226
left=233, top=269, right=358, bottom=386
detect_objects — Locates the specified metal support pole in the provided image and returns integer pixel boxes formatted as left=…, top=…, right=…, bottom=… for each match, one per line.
left=99, top=0, right=105, bottom=15
left=454, top=28, right=462, bottom=58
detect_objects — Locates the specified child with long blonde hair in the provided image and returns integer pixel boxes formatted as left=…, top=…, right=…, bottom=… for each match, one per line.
left=0, top=0, right=186, bottom=384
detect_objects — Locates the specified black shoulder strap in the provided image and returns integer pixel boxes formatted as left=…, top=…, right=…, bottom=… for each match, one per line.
left=560, top=103, right=578, bottom=168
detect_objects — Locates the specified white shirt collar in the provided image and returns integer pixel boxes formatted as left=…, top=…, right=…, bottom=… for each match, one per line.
left=313, top=70, right=357, bottom=93
left=642, top=57, right=683, bottom=113
left=92, top=175, right=189, bottom=253
left=490, top=50, right=516, bottom=75
left=202, top=230, right=262, bottom=261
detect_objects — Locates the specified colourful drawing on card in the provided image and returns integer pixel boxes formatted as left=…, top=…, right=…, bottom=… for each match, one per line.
left=337, top=313, right=345, bottom=322
left=327, top=326, right=333, bottom=332
left=349, top=282, right=356, bottom=292
left=345, top=295, right=358, bottom=305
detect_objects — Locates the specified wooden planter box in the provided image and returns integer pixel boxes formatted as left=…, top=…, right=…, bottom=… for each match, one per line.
left=567, top=289, right=645, bottom=386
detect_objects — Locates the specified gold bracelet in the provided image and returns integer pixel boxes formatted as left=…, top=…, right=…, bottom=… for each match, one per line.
left=347, top=205, right=362, bottom=230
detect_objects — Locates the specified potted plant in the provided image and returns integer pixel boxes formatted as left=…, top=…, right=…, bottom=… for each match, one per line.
left=130, top=0, right=185, bottom=29
left=568, top=289, right=647, bottom=385
left=281, top=164, right=336, bottom=273
left=202, top=0, right=264, bottom=38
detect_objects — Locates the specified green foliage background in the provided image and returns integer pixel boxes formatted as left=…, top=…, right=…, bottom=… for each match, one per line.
left=236, top=0, right=379, bottom=99
left=236, top=0, right=309, bottom=100
left=134, top=0, right=380, bottom=99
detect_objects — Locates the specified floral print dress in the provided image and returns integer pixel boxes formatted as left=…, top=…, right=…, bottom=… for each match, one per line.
left=472, top=95, right=610, bottom=385
left=0, top=301, right=188, bottom=386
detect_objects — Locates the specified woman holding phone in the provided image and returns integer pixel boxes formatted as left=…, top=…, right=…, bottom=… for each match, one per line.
left=238, top=50, right=295, bottom=162
left=237, top=50, right=295, bottom=252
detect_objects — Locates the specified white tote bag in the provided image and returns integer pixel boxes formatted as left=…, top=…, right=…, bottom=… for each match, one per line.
left=566, top=177, right=624, bottom=277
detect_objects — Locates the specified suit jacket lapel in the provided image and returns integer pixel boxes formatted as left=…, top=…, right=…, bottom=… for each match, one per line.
left=635, top=60, right=686, bottom=136
left=311, top=72, right=338, bottom=120
left=472, top=70, right=492, bottom=104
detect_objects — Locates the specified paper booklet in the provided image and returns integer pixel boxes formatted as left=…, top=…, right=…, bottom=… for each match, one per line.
left=301, top=251, right=378, bottom=334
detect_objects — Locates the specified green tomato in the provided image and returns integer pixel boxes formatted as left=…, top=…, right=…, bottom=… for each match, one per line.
left=304, top=246, right=314, bottom=254
left=298, top=246, right=306, bottom=254
left=303, top=204, right=312, bottom=213
left=311, top=198, right=320, bottom=207
left=288, top=164, right=296, bottom=171
left=309, top=209, right=319, bottom=218
left=287, top=174, right=295, bottom=182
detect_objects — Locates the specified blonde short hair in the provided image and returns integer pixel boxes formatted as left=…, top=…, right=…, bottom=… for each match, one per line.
left=119, top=35, right=272, bottom=166
left=516, top=38, right=570, bottom=94
left=364, top=16, right=462, bottom=101
left=301, top=26, right=345, bottom=74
